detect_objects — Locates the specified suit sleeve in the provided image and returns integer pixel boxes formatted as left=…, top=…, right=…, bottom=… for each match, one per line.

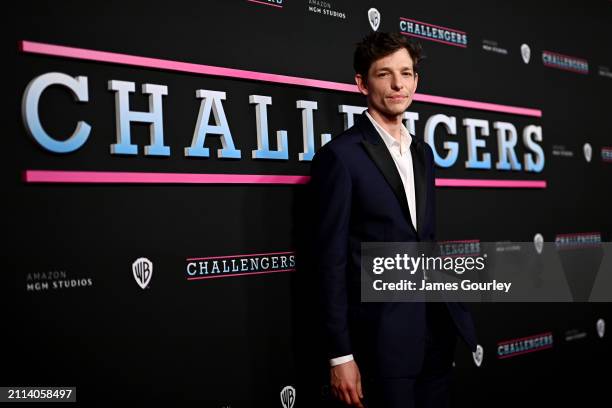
left=310, top=146, right=353, bottom=360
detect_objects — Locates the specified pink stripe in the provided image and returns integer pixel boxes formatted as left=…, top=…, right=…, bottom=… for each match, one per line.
left=437, top=239, right=480, bottom=244
left=19, top=40, right=542, bottom=117
left=555, top=244, right=602, bottom=250
left=543, top=61, right=588, bottom=74
left=555, top=232, right=600, bottom=238
left=187, top=268, right=295, bottom=280
left=400, top=31, right=467, bottom=48
left=439, top=252, right=479, bottom=258
left=24, top=170, right=309, bottom=184
left=247, top=0, right=283, bottom=8
left=413, top=93, right=541, bottom=117
left=498, top=332, right=553, bottom=345
left=19, top=41, right=355, bottom=93
left=555, top=232, right=600, bottom=236
left=498, top=344, right=553, bottom=359
left=399, top=17, right=466, bottom=34
left=187, top=251, right=295, bottom=261
left=435, top=178, right=547, bottom=188
left=25, top=171, right=548, bottom=189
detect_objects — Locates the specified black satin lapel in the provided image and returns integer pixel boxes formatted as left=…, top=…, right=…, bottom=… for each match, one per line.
left=410, top=141, right=427, bottom=234
left=361, top=140, right=414, bottom=229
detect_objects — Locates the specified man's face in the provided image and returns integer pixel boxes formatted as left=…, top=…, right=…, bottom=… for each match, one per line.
left=355, top=48, right=418, bottom=119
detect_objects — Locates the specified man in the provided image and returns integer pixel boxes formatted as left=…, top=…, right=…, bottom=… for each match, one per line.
left=310, top=32, right=477, bottom=408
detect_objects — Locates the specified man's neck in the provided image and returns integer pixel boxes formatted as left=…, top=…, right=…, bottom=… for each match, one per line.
left=367, top=108, right=403, bottom=142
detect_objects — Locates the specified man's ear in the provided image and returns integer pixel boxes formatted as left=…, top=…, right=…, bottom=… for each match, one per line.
left=412, top=72, right=419, bottom=95
left=355, top=73, right=368, bottom=96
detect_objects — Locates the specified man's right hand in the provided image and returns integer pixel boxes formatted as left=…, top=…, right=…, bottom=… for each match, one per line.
left=330, top=359, right=364, bottom=407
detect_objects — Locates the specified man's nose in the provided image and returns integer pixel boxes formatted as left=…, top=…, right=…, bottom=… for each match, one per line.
left=391, top=73, right=403, bottom=90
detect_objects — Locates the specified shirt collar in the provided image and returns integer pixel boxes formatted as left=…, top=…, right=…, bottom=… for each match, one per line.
left=364, top=110, right=411, bottom=154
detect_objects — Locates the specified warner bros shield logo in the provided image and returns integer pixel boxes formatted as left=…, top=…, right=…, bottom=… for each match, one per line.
left=534, top=233, right=544, bottom=254
left=132, top=257, right=153, bottom=289
left=583, top=143, right=592, bottom=162
left=597, top=318, right=605, bottom=338
left=472, top=344, right=484, bottom=367
left=368, top=8, right=380, bottom=31
left=521, top=43, right=531, bottom=64
left=280, top=385, right=296, bottom=408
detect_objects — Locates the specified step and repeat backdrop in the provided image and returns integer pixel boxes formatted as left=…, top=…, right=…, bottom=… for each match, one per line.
left=6, top=0, right=611, bottom=406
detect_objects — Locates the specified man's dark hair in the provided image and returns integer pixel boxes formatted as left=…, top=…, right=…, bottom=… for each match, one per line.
left=353, top=32, right=424, bottom=82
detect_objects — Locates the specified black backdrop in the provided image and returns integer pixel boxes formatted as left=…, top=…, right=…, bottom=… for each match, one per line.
left=6, top=0, right=612, bottom=406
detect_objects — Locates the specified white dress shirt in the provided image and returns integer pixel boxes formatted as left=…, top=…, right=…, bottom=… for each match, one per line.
left=330, top=111, right=418, bottom=367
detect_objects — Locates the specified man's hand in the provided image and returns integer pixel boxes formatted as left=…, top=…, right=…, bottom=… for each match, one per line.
left=330, top=360, right=364, bottom=407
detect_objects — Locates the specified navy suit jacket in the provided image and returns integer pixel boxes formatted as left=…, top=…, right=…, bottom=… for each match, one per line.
left=310, top=113, right=477, bottom=378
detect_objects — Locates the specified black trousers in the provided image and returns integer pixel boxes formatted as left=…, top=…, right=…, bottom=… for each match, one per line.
left=361, top=303, right=458, bottom=408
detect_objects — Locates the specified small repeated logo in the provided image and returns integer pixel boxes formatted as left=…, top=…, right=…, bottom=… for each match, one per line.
left=601, top=147, right=612, bottom=162
left=552, top=145, right=574, bottom=158
left=542, top=50, right=589, bottom=74
left=482, top=39, right=508, bottom=55
left=280, top=385, right=296, bottom=408
left=186, top=251, right=296, bottom=281
left=472, top=344, right=483, bottom=367
left=497, top=332, right=553, bottom=359
left=555, top=232, right=601, bottom=250
left=596, top=318, right=605, bottom=338
left=133, top=257, right=153, bottom=289
left=583, top=142, right=592, bottom=162
left=307, top=1, right=346, bottom=19
left=521, top=43, right=531, bottom=64
left=399, top=17, right=467, bottom=48
left=494, top=241, right=521, bottom=253
left=564, top=329, right=587, bottom=342
left=247, top=0, right=284, bottom=9
left=533, top=233, right=544, bottom=255
left=26, top=270, right=93, bottom=292
left=598, top=66, right=612, bottom=79
left=367, top=8, right=380, bottom=31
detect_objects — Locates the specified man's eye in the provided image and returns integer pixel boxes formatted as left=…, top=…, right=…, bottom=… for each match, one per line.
left=378, top=73, right=388, bottom=77
left=403, top=72, right=413, bottom=76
